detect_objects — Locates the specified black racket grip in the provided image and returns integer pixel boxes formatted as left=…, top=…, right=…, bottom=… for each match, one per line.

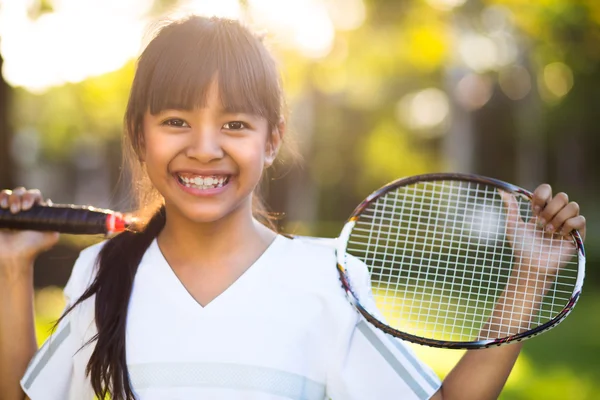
left=0, top=204, right=121, bottom=234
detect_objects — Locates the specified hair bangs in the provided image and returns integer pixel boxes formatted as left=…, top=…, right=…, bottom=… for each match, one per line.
left=140, top=18, right=281, bottom=126
left=144, top=26, right=219, bottom=114
left=213, top=23, right=281, bottom=125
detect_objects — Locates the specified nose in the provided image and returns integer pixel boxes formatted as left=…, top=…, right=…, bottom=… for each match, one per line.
left=185, top=127, right=224, bottom=163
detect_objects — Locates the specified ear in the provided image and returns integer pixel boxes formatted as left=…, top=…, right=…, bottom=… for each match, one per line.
left=136, top=114, right=150, bottom=163
left=265, top=118, right=285, bottom=167
left=137, top=130, right=147, bottom=163
left=138, top=139, right=146, bottom=163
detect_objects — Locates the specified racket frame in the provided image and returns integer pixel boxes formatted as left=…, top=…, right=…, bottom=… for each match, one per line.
left=336, top=172, right=585, bottom=349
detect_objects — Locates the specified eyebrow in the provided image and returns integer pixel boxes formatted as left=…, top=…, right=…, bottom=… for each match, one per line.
left=158, top=102, right=195, bottom=112
left=153, top=106, right=259, bottom=119
left=160, top=99, right=253, bottom=112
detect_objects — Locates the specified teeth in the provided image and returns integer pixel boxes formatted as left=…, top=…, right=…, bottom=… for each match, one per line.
left=178, top=174, right=229, bottom=190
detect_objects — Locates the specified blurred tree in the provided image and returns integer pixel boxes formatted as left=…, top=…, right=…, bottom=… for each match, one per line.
left=0, top=52, right=14, bottom=189
left=12, top=63, right=135, bottom=161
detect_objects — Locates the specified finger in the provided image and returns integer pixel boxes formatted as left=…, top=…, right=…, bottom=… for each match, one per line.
left=546, top=201, right=579, bottom=234
left=559, top=215, right=586, bottom=241
left=0, top=189, right=12, bottom=208
left=499, top=190, right=523, bottom=225
left=21, top=189, right=43, bottom=210
left=7, top=187, right=26, bottom=214
left=539, top=192, right=569, bottom=226
left=531, top=184, right=552, bottom=216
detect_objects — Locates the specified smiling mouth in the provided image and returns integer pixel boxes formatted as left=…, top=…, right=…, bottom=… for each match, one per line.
left=175, top=173, right=231, bottom=190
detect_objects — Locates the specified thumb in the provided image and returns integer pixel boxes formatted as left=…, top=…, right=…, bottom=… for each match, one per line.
left=40, top=232, right=60, bottom=252
left=498, top=190, right=523, bottom=234
left=25, top=231, right=60, bottom=253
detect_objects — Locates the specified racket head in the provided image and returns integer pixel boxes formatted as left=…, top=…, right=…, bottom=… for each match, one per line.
left=336, top=173, right=585, bottom=349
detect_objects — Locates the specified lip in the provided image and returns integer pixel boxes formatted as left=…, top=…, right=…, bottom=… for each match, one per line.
left=173, top=169, right=234, bottom=176
left=173, top=173, right=233, bottom=197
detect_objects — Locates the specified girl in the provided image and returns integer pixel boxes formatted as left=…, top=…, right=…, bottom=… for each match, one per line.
left=0, top=16, right=587, bottom=400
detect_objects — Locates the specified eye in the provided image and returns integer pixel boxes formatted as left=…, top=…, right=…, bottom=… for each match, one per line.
left=162, top=118, right=189, bottom=128
left=223, top=121, right=248, bottom=130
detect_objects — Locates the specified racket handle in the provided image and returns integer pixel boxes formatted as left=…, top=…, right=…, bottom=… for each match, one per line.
left=0, top=204, right=132, bottom=235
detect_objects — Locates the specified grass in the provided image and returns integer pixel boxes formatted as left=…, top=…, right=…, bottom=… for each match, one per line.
left=33, top=286, right=600, bottom=399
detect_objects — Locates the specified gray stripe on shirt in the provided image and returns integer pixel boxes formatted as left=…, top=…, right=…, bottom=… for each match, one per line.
left=23, top=321, right=72, bottom=390
left=129, top=362, right=326, bottom=400
left=386, top=335, right=440, bottom=390
left=357, top=320, right=430, bottom=400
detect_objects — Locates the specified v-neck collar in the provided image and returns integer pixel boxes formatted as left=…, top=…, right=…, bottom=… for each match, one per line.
left=147, top=235, right=284, bottom=312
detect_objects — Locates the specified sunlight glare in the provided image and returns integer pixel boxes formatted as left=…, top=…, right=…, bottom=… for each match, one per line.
left=0, top=0, right=149, bottom=92
left=173, top=0, right=242, bottom=20
left=1, top=0, right=340, bottom=90
left=249, top=0, right=335, bottom=58
left=325, top=0, right=365, bottom=31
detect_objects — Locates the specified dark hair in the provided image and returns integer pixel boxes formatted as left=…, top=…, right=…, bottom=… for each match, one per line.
left=58, top=16, right=285, bottom=400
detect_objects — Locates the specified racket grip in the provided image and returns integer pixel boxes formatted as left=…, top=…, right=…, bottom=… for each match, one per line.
left=0, top=204, right=131, bottom=235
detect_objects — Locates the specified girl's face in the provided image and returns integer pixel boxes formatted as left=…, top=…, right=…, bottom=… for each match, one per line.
left=141, top=79, right=281, bottom=224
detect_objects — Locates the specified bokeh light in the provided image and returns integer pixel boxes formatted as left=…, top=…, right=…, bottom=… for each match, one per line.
left=455, top=73, right=494, bottom=110
left=458, top=34, right=499, bottom=72
left=397, top=88, right=450, bottom=133
left=541, top=62, right=574, bottom=102
left=425, top=0, right=467, bottom=11
left=480, top=5, right=514, bottom=34
left=499, top=65, right=532, bottom=100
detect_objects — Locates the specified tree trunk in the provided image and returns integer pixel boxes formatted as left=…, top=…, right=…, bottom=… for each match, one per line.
left=0, top=52, right=14, bottom=190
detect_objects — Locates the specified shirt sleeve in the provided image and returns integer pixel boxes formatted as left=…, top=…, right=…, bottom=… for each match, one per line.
left=20, top=242, right=103, bottom=400
left=327, top=255, right=442, bottom=400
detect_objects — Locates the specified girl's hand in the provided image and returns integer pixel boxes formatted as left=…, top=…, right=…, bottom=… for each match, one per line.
left=500, top=184, right=586, bottom=277
left=0, top=188, right=59, bottom=275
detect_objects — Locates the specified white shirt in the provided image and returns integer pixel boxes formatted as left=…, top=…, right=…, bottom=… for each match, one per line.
left=21, top=235, right=441, bottom=399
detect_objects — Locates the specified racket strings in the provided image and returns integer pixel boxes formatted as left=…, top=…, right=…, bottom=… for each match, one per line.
left=346, top=180, right=579, bottom=342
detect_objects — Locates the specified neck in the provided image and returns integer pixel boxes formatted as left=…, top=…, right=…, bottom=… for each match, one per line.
left=157, top=200, right=276, bottom=270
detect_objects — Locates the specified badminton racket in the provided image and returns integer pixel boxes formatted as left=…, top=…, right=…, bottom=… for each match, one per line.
left=336, top=173, right=585, bottom=349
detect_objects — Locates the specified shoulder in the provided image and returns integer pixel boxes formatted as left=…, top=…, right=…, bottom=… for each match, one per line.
left=274, top=235, right=371, bottom=300
left=279, top=235, right=337, bottom=274
left=285, top=235, right=337, bottom=258
left=63, top=240, right=107, bottom=304
left=265, top=235, right=339, bottom=295
left=287, top=236, right=371, bottom=284
left=277, top=234, right=369, bottom=275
